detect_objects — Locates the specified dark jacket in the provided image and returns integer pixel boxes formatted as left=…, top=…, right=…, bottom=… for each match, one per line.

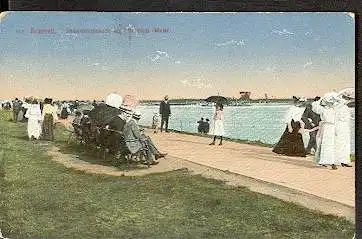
left=159, top=101, right=171, bottom=118
left=88, top=103, right=121, bottom=126
left=108, top=116, right=126, bottom=132
left=12, top=100, right=21, bottom=112
left=301, top=103, right=321, bottom=129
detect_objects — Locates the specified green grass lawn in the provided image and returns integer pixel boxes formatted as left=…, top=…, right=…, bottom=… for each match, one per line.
left=0, top=110, right=354, bottom=238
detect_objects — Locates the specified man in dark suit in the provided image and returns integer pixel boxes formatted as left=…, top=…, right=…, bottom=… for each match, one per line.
left=12, top=98, right=21, bottom=122
left=301, top=96, right=321, bottom=155
left=159, top=95, right=171, bottom=132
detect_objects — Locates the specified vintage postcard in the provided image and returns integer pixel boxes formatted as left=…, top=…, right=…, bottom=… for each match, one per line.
left=0, top=12, right=355, bottom=238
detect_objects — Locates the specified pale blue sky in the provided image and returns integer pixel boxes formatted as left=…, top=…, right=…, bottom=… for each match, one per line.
left=0, top=12, right=355, bottom=100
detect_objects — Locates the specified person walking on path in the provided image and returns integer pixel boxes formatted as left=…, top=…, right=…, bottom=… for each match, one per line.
left=312, top=94, right=338, bottom=169
left=12, top=98, right=21, bottom=122
left=209, top=103, right=225, bottom=145
left=41, top=98, right=58, bottom=141
left=159, top=95, right=171, bottom=132
left=333, top=94, right=353, bottom=167
left=24, top=99, right=42, bottom=140
left=272, top=96, right=307, bottom=157
left=301, top=96, right=321, bottom=155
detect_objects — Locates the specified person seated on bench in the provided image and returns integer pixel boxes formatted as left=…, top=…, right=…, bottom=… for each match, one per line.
left=122, top=109, right=166, bottom=165
left=72, top=110, right=83, bottom=135
left=132, top=110, right=167, bottom=160
left=102, top=106, right=130, bottom=153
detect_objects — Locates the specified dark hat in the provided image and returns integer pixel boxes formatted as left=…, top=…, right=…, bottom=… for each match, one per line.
left=44, top=98, right=52, bottom=104
left=119, top=105, right=133, bottom=115
left=133, top=113, right=141, bottom=120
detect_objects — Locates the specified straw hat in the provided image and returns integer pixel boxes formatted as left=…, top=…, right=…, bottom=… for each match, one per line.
left=133, top=110, right=141, bottom=120
left=122, top=95, right=138, bottom=109
left=119, top=105, right=133, bottom=115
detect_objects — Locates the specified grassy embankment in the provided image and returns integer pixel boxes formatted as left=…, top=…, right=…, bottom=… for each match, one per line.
left=0, top=110, right=354, bottom=238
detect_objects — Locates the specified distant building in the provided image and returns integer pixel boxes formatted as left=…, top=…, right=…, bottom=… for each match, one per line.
left=239, top=91, right=251, bottom=100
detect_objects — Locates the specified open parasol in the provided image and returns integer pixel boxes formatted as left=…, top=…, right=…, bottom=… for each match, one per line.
left=205, top=96, right=229, bottom=105
left=77, top=103, right=94, bottom=112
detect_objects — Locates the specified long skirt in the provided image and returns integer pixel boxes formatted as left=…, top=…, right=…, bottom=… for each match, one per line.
left=41, top=114, right=54, bottom=141
left=17, top=110, right=24, bottom=122
left=315, top=123, right=335, bottom=165
left=272, top=120, right=306, bottom=157
left=27, top=119, right=41, bottom=139
left=335, top=122, right=351, bottom=164
left=210, top=120, right=225, bottom=136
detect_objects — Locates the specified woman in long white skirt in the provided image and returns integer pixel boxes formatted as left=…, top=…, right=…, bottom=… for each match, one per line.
left=334, top=95, right=352, bottom=167
left=25, top=99, right=42, bottom=140
left=313, top=96, right=337, bottom=169
left=209, top=103, right=225, bottom=146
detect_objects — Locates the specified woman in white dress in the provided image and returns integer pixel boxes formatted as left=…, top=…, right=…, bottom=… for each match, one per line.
left=209, top=103, right=225, bottom=146
left=312, top=95, right=337, bottom=169
left=333, top=94, right=353, bottom=167
left=24, top=99, right=42, bottom=140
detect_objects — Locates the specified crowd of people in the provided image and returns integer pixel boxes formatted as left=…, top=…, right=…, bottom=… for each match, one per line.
left=273, top=89, right=354, bottom=170
left=9, top=97, right=59, bottom=141
left=3, top=88, right=353, bottom=170
left=156, top=95, right=224, bottom=146
left=72, top=93, right=167, bottom=165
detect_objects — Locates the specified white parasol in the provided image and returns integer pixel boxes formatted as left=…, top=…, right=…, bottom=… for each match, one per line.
left=105, top=93, right=123, bottom=108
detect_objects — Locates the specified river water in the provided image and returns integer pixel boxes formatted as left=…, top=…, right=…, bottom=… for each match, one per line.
left=136, top=104, right=355, bottom=153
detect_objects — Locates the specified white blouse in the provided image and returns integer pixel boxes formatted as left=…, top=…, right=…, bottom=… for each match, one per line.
left=284, top=105, right=304, bottom=123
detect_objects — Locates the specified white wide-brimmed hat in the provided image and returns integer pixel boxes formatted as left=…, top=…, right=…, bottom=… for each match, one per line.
left=338, top=87, right=355, bottom=99
left=105, top=93, right=123, bottom=108
left=323, top=92, right=339, bottom=104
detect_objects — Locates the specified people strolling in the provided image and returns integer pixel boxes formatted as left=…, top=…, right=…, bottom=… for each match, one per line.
left=41, top=98, right=58, bottom=141
left=333, top=94, right=353, bottom=167
left=24, top=99, right=42, bottom=140
left=12, top=98, right=21, bottom=122
left=312, top=94, right=338, bottom=169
